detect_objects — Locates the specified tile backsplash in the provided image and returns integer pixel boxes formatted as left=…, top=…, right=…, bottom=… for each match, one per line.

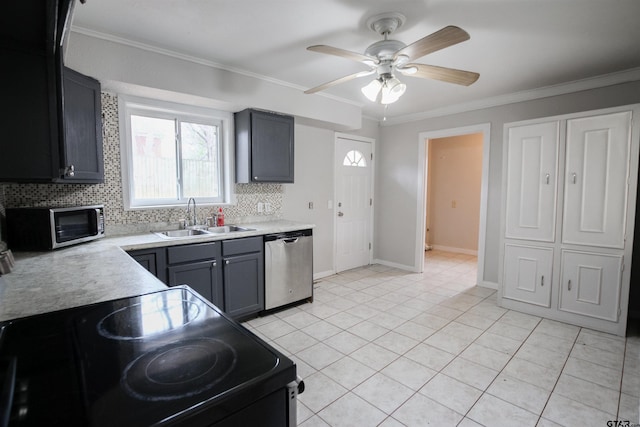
left=0, top=92, right=282, bottom=240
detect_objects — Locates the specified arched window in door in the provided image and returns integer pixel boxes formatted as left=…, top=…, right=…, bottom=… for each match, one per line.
left=343, top=150, right=367, bottom=167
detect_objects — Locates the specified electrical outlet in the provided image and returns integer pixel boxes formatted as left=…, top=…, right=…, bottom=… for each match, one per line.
left=257, top=202, right=264, bottom=213
left=309, top=202, right=314, bottom=210
left=264, top=203, right=272, bottom=213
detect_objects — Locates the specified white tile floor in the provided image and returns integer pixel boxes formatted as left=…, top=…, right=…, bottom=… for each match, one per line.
left=243, top=250, right=640, bottom=427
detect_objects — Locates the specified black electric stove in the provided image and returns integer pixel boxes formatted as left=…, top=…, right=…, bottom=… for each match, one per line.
left=0, top=287, right=297, bottom=426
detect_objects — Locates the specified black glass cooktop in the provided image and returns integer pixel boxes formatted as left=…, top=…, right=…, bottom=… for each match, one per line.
left=0, top=287, right=295, bottom=426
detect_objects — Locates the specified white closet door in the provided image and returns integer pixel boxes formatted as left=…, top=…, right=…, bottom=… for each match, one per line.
left=559, top=250, right=623, bottom=322
left=505, top=121, right=559, bottom=242
left=503, top=244, right=553, bottom=307
left=562, top=111, right=632, bottom=248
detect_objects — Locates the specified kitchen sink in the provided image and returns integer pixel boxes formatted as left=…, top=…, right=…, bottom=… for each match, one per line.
left=153, top=229, right=212, bottom=238
left=206, top=225, right=255, bottom=234
left=153, top=225, right=255, bottom=238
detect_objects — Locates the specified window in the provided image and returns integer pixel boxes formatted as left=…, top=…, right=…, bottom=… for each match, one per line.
left=343, top=150, right=367, bottom=167
left=119, top=96, right=233, bottom=209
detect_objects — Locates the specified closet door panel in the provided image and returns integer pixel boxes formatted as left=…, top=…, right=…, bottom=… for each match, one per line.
left=562, top=111, right=631, bottom=248
left=505, top=121, right=559, bottom=242
left=559, top=250, right=622, bottom=322
left=503, top=244, right=553, bottom=307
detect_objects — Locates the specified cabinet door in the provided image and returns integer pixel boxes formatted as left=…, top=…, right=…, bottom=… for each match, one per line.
left=167, top=260, right=223, bottom=309
left=505, top=121, right=559, bottom=242
left=250, top=111, right=294, bottom=183
left=503, top=244, right=553, bottom=307
left=59, top=67, right=104, bottom=182
left=128, top=248, right=167, bottom=283
left=0, top=49, right=59, bottom=182
left=223, top=253, right=264, bottom=319
left=562, top=111, right=631, bottom=248
left=559, top=250, right=623, bottom=322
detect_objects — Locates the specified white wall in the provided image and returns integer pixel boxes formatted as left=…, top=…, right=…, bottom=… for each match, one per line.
left=375, top=80, right=640, bottom=284
left=282, top=120, right=379, bottom=278
left=282, top=125, right=335, bottom=277
left=427, top=134, right=483, bottom=253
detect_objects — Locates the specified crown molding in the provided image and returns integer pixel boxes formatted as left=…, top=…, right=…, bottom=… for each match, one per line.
left=381, top=67, right=640, bottom=126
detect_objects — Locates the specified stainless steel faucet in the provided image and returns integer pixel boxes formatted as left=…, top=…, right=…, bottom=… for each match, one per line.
left=186, top=197, right=197, bottom=226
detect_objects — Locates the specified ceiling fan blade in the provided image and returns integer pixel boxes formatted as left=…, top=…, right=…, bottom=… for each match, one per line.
left=394, top=26, right=470, bottom=61
left=307, top=45, right=376, bottom=64
left=304, top=70, right=376, bottom=94
left=401, top=63, right=479, bottom=86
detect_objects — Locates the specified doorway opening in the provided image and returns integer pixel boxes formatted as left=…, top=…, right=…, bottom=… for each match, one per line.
left=425, top=133, right=483, bottom=253
left=416, top=124, right=492, bottom=288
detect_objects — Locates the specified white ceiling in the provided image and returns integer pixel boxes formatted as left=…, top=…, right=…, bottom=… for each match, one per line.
left=71, top=0, right=640, bottom=121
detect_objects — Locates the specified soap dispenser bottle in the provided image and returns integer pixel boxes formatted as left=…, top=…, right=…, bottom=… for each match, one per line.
left=216, top=207, right=224, bottom=226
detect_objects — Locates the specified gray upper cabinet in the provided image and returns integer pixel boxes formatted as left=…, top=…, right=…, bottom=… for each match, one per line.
left=235, top=109, right=294, bottom=183
left=59, top=67, right=104, bottom=182
left=0, top=0, right=104, bottom=184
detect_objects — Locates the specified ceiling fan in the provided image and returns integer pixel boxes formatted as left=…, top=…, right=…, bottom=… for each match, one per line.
left=304, top=12, right=479, bottom=104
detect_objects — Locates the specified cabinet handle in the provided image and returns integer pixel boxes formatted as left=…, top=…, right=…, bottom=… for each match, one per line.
left=545, top=173, right=550, bottom=184
left=568, top=279, right=572, bottom=291
left=225, top=260, right=230, bottom=265
left=212, top=261, right=217, bottom=268
left=571, top=172, right=576, bottom=184
left=66, top=165, right=75, bottom=177
left=541, top=276, right=544, bottom=287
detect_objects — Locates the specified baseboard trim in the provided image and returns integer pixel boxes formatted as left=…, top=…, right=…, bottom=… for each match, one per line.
left=430, top=245, right=478, bottom=256
left=478, top=280, right=498, bottom=291
left=372, top=258, right=420, bottom=273
left=313, top=270, right=336, bottom=281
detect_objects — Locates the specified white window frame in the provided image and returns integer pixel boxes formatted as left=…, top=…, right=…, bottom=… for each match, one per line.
left=119, top=95, right=234, bottom=210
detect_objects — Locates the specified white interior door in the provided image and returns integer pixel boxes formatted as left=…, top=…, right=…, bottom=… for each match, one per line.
left=335, top=136, right=373, bottom=272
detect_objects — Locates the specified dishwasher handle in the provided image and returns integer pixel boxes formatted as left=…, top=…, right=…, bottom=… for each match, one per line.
left=264, top=229, right=312, bottom=242
left=283, top=238, right=298, bottom=244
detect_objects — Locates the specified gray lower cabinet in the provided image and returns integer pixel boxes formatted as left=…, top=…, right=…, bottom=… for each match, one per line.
left=166, top=242, right=224, bottom=310
left=168, top=260, right=224, bottom=309
left=222, top=237, right=265, bottom=319
left=127, top=248, right=167, bottom=283
left=129, top=238, right=264, bottom=319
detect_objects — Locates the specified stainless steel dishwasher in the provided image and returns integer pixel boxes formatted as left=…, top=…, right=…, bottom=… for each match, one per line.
left=264, top=229, right=313, bottom=310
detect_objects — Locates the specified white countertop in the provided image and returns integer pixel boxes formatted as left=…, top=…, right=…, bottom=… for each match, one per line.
left=0, top=220, right=314, bottom=322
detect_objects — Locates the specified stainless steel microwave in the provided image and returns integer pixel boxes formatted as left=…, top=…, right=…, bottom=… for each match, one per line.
left=6, top=205, right=105, bottom=250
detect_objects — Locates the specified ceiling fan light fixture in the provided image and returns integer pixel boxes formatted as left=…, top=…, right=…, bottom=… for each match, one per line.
left=361, top=78, right=382, bottom=102
left=381, top=76, right=406, bottom=104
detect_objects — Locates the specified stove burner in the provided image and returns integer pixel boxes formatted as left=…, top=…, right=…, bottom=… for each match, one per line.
left=97, top=299, right=201, bottom=340
left=122, top=338, right=237, bottom=401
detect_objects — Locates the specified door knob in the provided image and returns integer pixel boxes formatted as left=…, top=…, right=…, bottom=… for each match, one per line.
left=338, top=211, right=344, bottom=217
